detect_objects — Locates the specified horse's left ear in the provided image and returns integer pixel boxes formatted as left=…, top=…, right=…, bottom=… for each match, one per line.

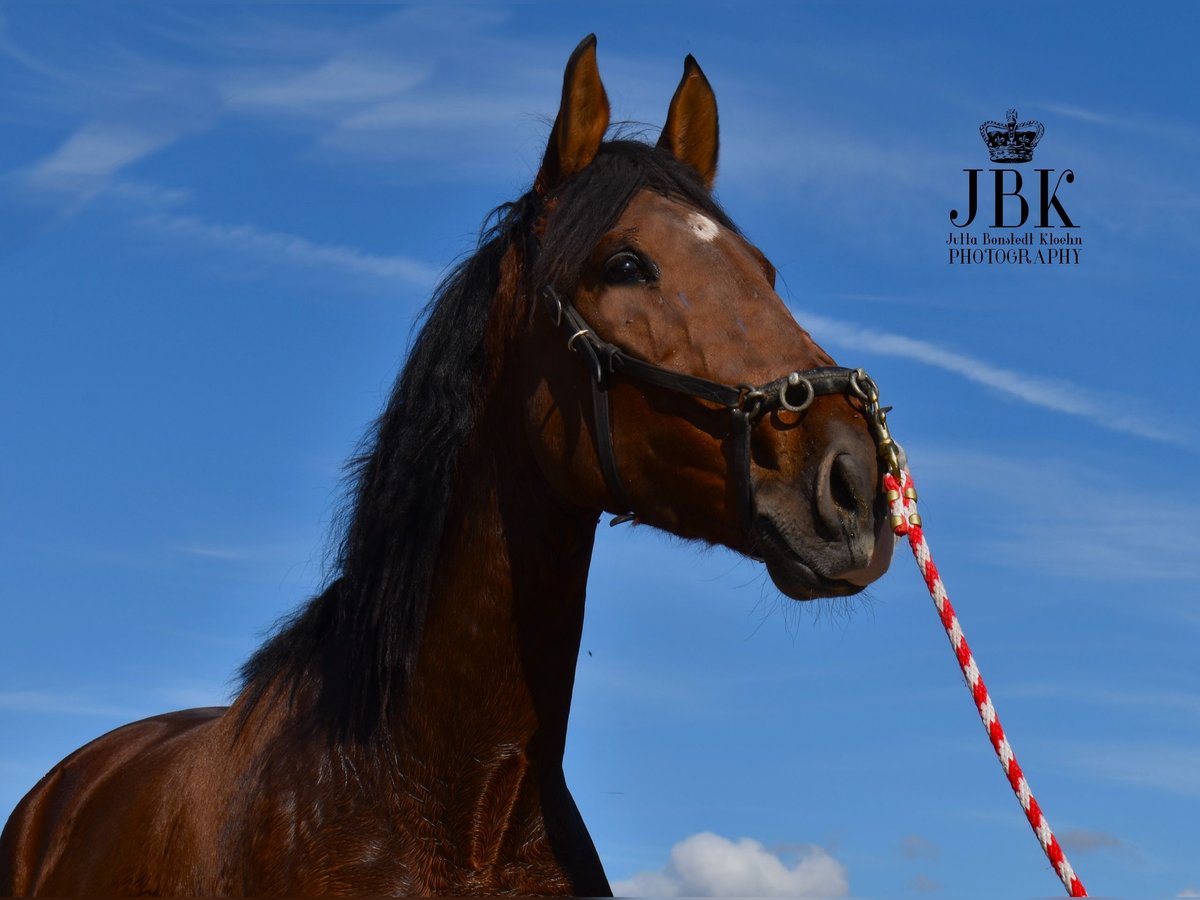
left=535, top=35, right=610, bottom=195
left=657, top=55, right=719, bottom=190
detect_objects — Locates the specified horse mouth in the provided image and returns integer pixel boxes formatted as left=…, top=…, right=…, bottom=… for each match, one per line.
left=750, top=515, right=868, bottom=601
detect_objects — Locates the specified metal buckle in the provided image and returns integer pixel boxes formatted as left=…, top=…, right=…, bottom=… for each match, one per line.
left=566, top=329, right=592, bottom=352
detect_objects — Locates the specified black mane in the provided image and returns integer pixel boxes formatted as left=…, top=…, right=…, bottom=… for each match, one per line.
left=237, top=140, right=739, bottom=744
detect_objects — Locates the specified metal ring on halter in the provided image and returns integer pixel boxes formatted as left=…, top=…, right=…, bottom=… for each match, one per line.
left=848, top=367, right=875, bottom=402
left=779, top=372, right=815, bottom=413
left=736, top=385, right=767, bottom=419
left=540, top=286, right=565, bottom=327
left=566, top=329, right=592, bottom=352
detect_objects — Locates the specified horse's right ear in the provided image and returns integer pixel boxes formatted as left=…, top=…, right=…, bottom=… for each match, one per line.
left=535, top=35, right=610, bottom=195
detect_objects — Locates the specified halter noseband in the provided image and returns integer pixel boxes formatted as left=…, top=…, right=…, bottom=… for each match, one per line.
left=541, top=285, right=901, bottom=531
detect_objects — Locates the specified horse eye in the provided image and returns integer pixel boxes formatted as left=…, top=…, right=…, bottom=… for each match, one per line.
left=604, top=251, right=650, bottom=285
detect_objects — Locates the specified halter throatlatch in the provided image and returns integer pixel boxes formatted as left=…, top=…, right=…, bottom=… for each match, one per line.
left=540, top=286, right=899, bottom=530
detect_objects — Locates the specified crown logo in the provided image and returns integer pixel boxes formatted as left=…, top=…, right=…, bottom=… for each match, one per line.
left=979, top=108, right=1044, bottom=163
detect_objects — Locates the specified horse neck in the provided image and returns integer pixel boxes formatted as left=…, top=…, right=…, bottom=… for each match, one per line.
left=396, top=381, right=599, bottom=775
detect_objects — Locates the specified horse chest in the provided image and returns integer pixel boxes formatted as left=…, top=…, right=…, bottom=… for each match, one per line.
left=238, top=747, right=575, bottom=894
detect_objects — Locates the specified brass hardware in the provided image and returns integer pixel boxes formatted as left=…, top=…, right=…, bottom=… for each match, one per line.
left=848, top=369, right=903, bottom=481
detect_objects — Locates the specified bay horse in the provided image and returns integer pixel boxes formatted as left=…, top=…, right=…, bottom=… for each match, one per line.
left=0, top=36, right=894, bottom=896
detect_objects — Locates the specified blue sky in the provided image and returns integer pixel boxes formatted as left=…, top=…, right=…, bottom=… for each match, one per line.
left=1, top=2, right=1197, bottom=896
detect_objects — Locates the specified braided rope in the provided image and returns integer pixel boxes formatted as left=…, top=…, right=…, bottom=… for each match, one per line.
left=885, top=467, right=1087, bottom=898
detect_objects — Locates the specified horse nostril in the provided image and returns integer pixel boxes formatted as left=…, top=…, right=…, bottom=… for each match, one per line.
left=829, top=453, right=859, bottom=517
left=816, top=449, right=870, bottom=540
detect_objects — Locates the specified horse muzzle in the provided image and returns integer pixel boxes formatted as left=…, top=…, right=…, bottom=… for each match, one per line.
left=750, top=433, right=895, bottom=600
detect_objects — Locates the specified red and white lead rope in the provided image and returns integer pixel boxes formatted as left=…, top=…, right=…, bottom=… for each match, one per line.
left=885, top=466, right=1087, bottom=898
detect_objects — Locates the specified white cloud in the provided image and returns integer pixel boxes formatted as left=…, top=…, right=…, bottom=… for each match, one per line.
left=102, top=177, right=193, bottom=209
left=1072, top=743, right=1200, bottom=797
left=795, top=310, right=1181, bottom=444
left=913, top=449, right=1200, bottom=583
left=1177, top=888, right=1200, bottom=898
left=223, top=56, right=432, bottom=117
left=4, top=5, right=549, bottom=211
left=612, top=832, right=848, bottom=897
left=1039, top=103, right=1122, bottom=128
left=211, top=9, right=557, bottom=175
left=23, top=122, right=183, bottom=202
left=142, top=212, right=440, bottom=286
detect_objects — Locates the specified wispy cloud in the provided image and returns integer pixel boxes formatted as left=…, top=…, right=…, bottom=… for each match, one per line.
left=613, top=832, right=848, bottom=897
left=178, top=544, right=270, bottom=563
left=213, top=9, right=556, bottom=175
left=1059, top=829, right=1140, bottom=861
left=908, top=874, right=943, bottom=893
left=223, top=56, right=432, bottom=116
left=21, top=122, right=185, bottom=204
left=1069, top=743, right=1200, bottom=797
left=0, top=690, right=140, bottom=720
left=898, top=834, right=940, bottom=860
left=1041, top=102, right=1200, bottom=147
left=22, top=531, right=323, bottom=587
left=176, top=541, right=311, bottom=564
left=3, top=5, right=549, bottom=208
left=1040, top=103, right=1122, bottom=128
left=0, top=686, right=229, bottom=722
left=102, top=177, right=193, bottom=209
left=795, top=310, right=1182, bottom=444
left=911, top=449, right=1200, bottom=584
left=1007, top=684, right=1200, bottom=718
left=141, top=212, right=440, bottom=286
left=0, top=11, right=57, bottom=91
left=3, top=9, right=520, bottom=281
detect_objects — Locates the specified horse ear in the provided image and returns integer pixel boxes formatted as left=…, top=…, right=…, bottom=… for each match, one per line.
left=535, top=35, right=610, bottom=195
left=657, top=55, right=719, bottom=189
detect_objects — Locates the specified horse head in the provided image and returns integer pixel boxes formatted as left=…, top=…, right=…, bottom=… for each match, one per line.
left=517, top=36, right=894, bottom=600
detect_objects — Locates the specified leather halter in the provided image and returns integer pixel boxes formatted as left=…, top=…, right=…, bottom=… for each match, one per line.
left=541, top=285, right=894, bottom=531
